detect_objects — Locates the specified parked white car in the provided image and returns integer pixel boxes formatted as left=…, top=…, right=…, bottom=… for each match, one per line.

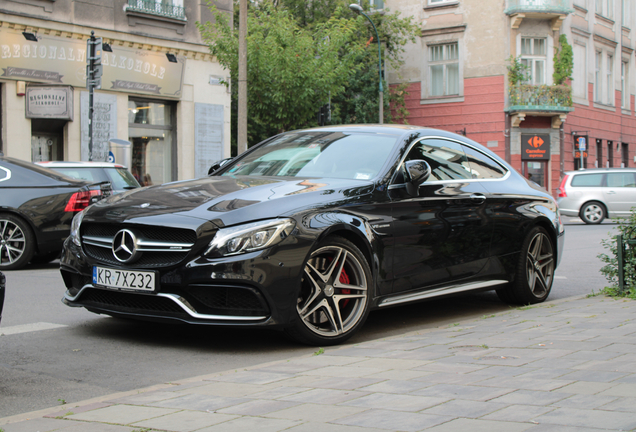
left=36, top=161, right=140, bottom=194
left=557, top=168, right=636, bottom=224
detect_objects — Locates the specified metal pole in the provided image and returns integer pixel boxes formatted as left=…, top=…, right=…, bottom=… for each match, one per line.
left=359, top=11, right=383, bottom=124
left=237, top=0, right=248, bottom=155
left=88, top=31, right=95, bottom=161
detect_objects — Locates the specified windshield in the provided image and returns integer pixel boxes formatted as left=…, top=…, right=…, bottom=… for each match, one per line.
left=223, top=131, right=399, bottom=180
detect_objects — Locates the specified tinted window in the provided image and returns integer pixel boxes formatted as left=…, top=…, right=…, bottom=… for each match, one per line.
left=461, top=145, right=507, bottom=179
left=223, top=132, right=399, bottom=180
left=53, top=167, right=105, bottom=183
left=571, top=174, right=603, bottom=187
left=404, top=139, right=472, bottom=181
left=607, top=172, right=636, bottom=187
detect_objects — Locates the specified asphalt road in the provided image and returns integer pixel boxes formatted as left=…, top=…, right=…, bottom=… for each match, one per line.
left=0, top=217, right=616, bottom=418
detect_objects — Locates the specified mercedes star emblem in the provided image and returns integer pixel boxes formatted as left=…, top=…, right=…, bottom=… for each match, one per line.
left=112, top=229, right=140, bottom=263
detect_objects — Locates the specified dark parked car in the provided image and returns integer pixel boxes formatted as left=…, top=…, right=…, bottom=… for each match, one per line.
left=36, top=161, right=141, bottom=194
left=60, top=125, right=564, bottom=345
left=1, top=157, right=110, bottom=270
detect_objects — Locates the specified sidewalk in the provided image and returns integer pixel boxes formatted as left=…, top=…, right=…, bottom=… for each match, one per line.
left=1, top=294, right=635, bottom=432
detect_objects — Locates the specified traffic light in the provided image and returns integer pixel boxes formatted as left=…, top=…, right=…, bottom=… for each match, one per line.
left=317, top=104, right=330, bottom=126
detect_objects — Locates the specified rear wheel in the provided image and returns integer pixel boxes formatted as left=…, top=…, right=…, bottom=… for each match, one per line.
left=285, top=236, right=372, bottom=346
left=580, top=201, right=605, bottom=224
left=0, top=214, right=35, bottom=270
left=497, top=226, right=555, bottom=305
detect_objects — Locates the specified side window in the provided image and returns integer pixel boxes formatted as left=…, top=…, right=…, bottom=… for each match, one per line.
left=607, top=172, right=636, bottom=187
left=571, top=173, right=604, bottom=187
left=404, top=139, right=472, bottom=181
left=461, top=145, right=507, bottom=179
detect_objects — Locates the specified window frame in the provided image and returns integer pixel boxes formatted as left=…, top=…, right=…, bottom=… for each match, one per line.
left=427, top=42, right=460, bottom=98
left=607, top=54, right=614, bottom=105
left=520, top=37, right=547, bottom=85
left=621, top=60, right=629, bottom=109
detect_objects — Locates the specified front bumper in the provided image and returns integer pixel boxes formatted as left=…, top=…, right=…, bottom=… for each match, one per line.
left=60, top=236, right=312, bottom=328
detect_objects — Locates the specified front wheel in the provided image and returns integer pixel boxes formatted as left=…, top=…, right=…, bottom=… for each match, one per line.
left=580, top=201, right=605, bottom=224
left=285, top=236, right=372, bottom=346
left=497, top=226, right=555, bottom=305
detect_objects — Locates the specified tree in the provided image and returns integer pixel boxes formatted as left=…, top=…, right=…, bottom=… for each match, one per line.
left=197, top=0, right=418, bottom=150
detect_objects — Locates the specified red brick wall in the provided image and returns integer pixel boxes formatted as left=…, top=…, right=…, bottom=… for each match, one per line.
left=396, top=76, right=507, bottom=160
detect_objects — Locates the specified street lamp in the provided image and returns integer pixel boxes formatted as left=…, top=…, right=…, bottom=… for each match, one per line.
left=349, top=3, right=383, bottom=124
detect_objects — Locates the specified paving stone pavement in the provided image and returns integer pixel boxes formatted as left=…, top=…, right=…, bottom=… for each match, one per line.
left=1, top=294, right=635, bottom=432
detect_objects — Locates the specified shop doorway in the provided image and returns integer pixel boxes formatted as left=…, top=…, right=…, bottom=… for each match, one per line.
left=524, top=161, right=546, bottom=188
left=31, top=119, right=65, bottom=162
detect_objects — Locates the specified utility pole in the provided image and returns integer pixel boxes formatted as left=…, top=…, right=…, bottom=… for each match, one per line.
left=86, top=31, right=103, bottom=161
left=237, top=0, right=248, bottom=155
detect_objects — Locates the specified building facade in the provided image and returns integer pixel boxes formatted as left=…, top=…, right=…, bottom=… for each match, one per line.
left=390, top=0, right=636, bottom=197
left=0, top=0, right=232, bottom=183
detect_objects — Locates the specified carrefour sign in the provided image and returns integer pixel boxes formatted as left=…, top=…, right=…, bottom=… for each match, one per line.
left=521, top=134, right=551, bottom=161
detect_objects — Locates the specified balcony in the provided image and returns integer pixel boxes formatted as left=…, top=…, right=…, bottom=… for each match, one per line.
left=507, top=84, right=574, bottom=128
left=125, top=0, right=186, bottom=21
left=505, top=0, right=574, bottom=30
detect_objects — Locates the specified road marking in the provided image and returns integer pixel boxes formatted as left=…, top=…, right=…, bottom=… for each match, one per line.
left=555, top=276, right=567, bottom=279
left=0, top=322, right=68, bottom=336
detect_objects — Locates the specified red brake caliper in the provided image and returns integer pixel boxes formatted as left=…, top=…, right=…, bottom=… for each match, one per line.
left=327, top=256, right=351, bottom=309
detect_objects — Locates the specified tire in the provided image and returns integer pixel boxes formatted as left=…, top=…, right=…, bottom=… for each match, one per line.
left=285, top=236, right=372, bottom=346
left=497, top=226, right=555, bottom=305
left=0, top=213, right=36, bottom=270
left=580, top=201, right=605, bottom=224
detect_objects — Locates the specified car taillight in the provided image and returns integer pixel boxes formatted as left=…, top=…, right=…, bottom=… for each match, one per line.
left=65, top=190, right=101, bottom=212
left=557, top=175, right=569, bottom=198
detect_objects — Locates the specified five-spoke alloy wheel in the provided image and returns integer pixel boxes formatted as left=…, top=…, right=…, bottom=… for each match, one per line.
left=286, top=236, right=371, bottom=345
left=580, top=201, right=605, bottom=224
left=497, top=226, right=555, bottom=305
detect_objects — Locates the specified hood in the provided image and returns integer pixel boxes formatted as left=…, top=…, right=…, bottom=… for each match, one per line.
left=84, top=175, right=374, bottom=228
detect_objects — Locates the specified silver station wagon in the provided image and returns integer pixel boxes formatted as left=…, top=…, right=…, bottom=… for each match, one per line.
left=557, top=168, right=636, bottom=224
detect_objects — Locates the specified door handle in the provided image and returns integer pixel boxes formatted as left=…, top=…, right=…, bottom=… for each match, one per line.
left=606, top=190, right=616, bottom=194
left=470, top=193, right=486, bottom=202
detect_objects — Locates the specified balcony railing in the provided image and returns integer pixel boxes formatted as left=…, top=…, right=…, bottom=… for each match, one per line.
left=126, top=0, right=186, bottom=21
left=505, top=0, right=574, bottom=15
left=508, top=84, right=573, bottom=112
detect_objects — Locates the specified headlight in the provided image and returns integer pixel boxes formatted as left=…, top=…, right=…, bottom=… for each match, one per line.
left=70, top=208, right=87, bottom=246
left=205, top=218, right=296, bottom=257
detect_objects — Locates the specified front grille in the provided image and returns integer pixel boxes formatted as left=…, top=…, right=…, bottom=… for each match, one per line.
left=81, top=223, right=197, bottom=268
left=77, top=288, right=188, bottom=317
left=83, top=223, right=196, bottom=244
left=84, top=244, right=188, bottom=268
left=187, top=284, right=270, bottom=316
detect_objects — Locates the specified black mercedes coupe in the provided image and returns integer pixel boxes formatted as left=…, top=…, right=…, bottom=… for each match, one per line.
left=60, top=125, right=564, bottom=345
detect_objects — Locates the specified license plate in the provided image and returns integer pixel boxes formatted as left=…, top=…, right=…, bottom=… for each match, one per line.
left=93, top=266, right=156, bottom=292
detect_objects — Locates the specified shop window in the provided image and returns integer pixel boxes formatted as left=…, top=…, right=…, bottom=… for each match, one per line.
left=520, top=38, right=546, bottom=85
left=128, top=99, right=175, bottom=185
left=429, top=43, right=459, bottom=97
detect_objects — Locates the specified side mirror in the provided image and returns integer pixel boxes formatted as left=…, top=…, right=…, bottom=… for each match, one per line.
left=404, top=160, right=431, bottom=197
left=208, top=158, right=233, bottom=175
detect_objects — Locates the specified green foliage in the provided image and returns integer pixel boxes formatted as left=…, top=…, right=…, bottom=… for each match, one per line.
left=197, top=0, right=418, bottom=150
left=598, top=211, right=636, bottom=298
left=313, top=347, right=325, bottom=355
left=553, top=34, right=573, bottom=86
left=506, top=55, right=529, bottom=87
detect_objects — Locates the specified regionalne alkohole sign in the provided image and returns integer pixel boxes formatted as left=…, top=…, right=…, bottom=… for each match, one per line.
left=521, top=134, right=551, bottom=161
left=0, top=28, right=185, bottom=98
